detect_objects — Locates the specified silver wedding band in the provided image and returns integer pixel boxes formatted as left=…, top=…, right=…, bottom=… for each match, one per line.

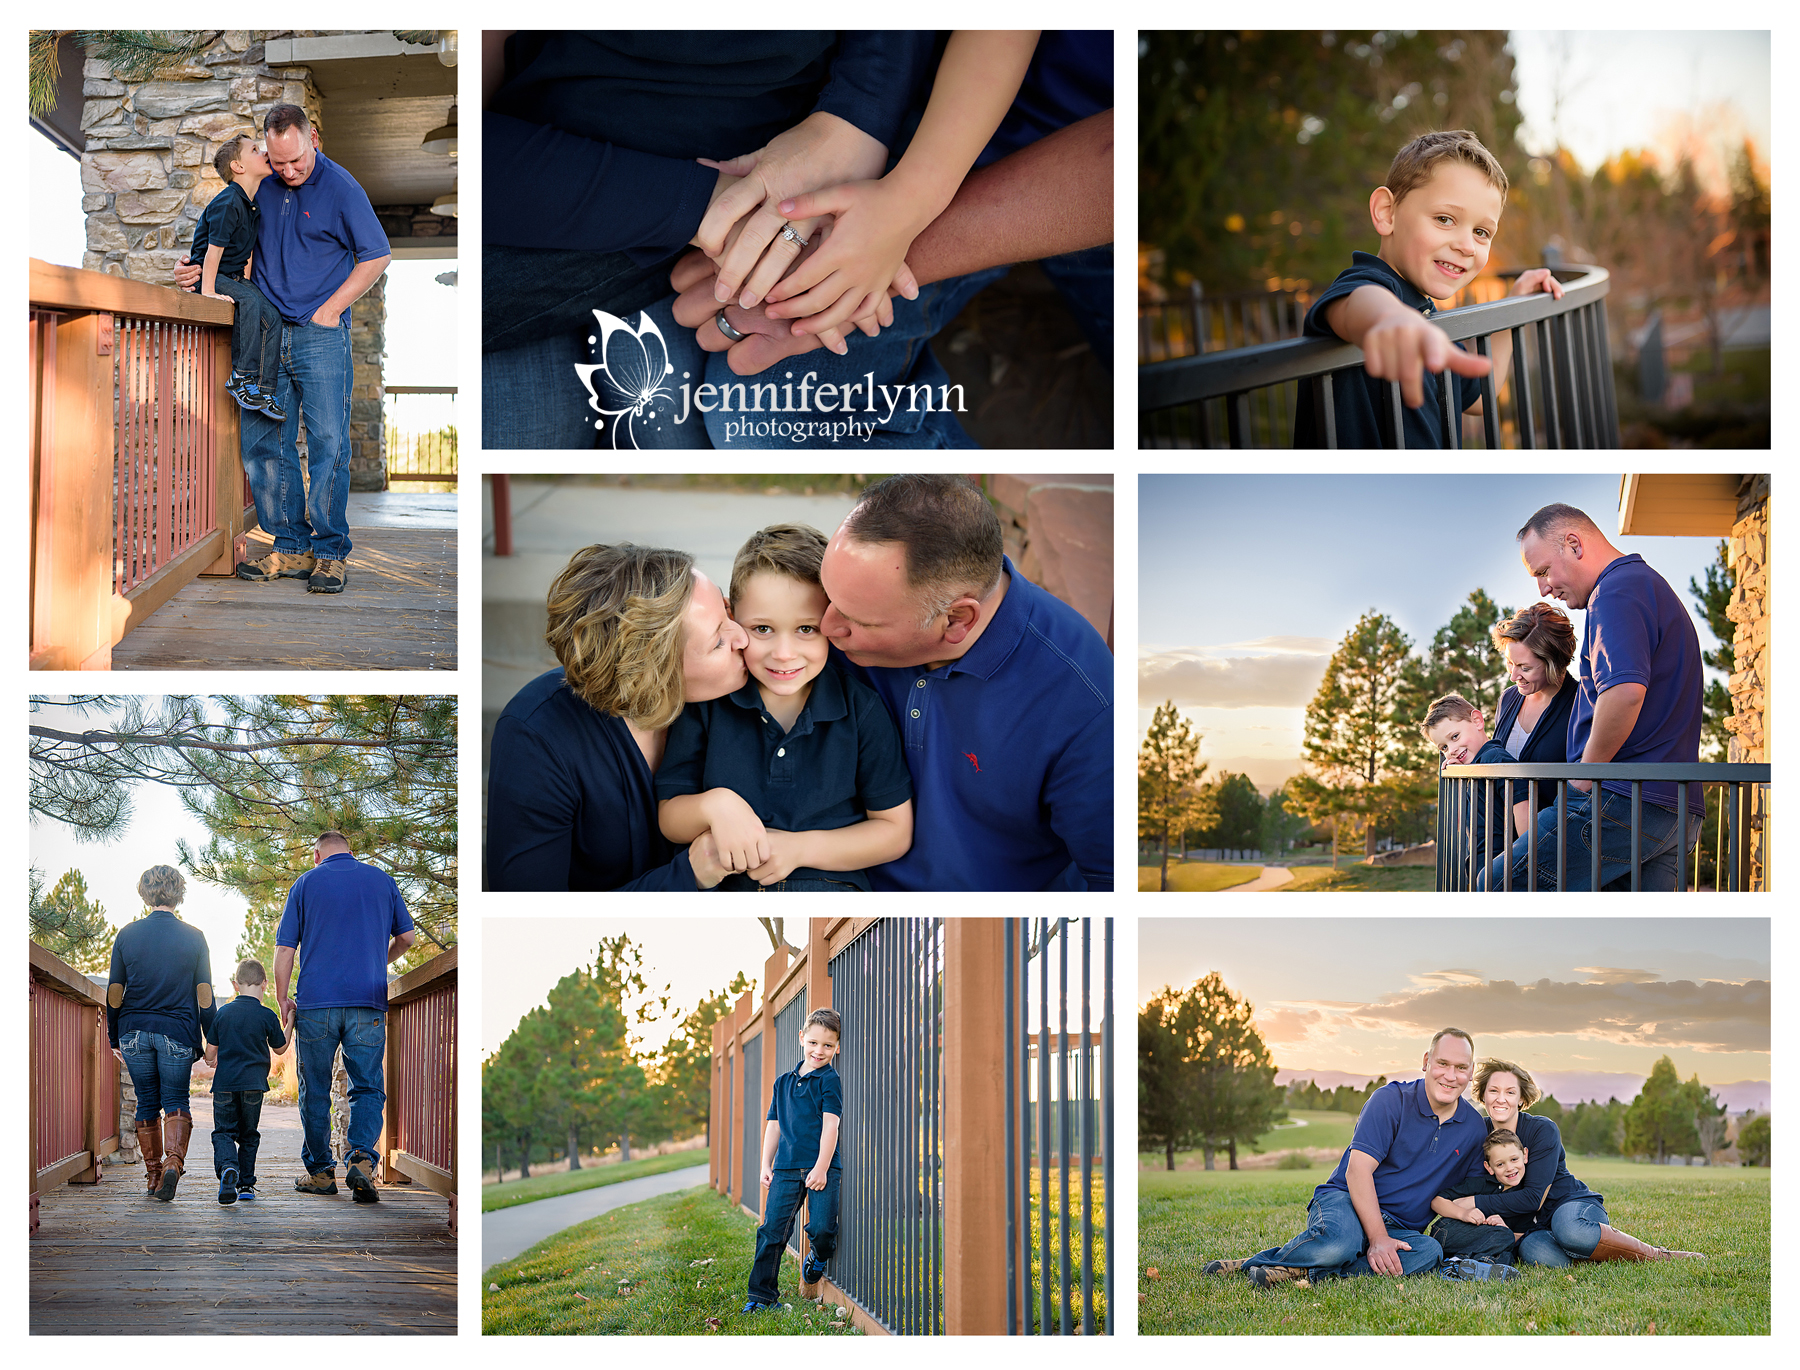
left=715, top=313, right=747, bottom=342
left=779, top=223, right=809, bottom=249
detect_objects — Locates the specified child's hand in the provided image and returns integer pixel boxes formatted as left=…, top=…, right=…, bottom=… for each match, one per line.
left=1484, top=1213, right=1507, bottom=1227
left=203, top=291, right=234, bottom=304
left=748, top=830, right=806, bottom=887
left=1509, top=267, right=1566, bottom=302
left=703, top=789, right=769, bottom=872
left=764, top=180, right=925, bottom=341
left=1359, top=310, right=1492, bottom=409
left=205, top=1045, right=218, bottom=1068
left=760, top=1164, right=774, bottom=1188
left=805, top=1166, right=829, bottom=1192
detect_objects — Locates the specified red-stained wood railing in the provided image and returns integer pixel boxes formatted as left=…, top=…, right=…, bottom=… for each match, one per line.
left=383, top=946, right=457, bottom=1233
left=29, top=942, right=120, bottom=1233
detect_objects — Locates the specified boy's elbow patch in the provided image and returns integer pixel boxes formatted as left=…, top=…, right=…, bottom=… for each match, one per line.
left=107, top=983, right=124, bottom=1008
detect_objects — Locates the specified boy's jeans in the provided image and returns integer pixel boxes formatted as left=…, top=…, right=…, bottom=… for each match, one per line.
left=118, top=1029, right=195, bottom=1122
left=212, top=1089, right=266, bottom=1184
left=1480, top=791, right=1688, bottom=891
left=1434, top=1215, right=1518, bottom=1264
left=294, top=1007, right=386, bottom=1177
left=748, top=1168, right=841, bottom=1304
left=1241, top=1188, right=1442, bottom=1279
left=212, top=274, right=279, bottom=391
left=1517, top=1199, right=1611, bottom=1267
left=239, top=316, right=354, bottom=562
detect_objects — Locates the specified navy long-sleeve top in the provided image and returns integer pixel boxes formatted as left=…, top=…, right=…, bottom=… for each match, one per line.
left=486, top=669, right=703, bottom=892
left=1475, top=1111, right=1603, bottom=1225
left=106, top=910, right=216, bottom=1052
left=1491, top=675, right=1579, bottom=812
left=485, top=31, right=935, bottom=260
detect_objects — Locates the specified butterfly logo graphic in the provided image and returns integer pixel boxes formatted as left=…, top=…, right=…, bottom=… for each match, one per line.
left=574, top=310, right=677, bottom=450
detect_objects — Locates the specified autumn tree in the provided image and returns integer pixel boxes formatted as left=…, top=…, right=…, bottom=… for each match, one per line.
left=1139, top=701, right=1212, bottom=889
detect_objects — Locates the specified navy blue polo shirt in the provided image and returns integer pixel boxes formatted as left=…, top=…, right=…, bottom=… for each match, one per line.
left=190, top=181, right=259, bottom=280
left=106, top=910, right=217, bottom=1052
left=275, top=853, right=412, bottom=1011
left=1316, top=1078, right=1488, bottom=1232
left=1295, top=251, right=1484, bottom=448
left=767, top=1060, right=843, bottom=1171
left=656, top=661, right=913, bottom=891
left=253, top=149, right=389, bottom=324
left=1453, top=737, right=1516, bottom=866
left=838, top=557, right=1113, bottom=891
left=209, top=994, right=288, bottom=1093
left=1567, top=554, right=1705, bottom=816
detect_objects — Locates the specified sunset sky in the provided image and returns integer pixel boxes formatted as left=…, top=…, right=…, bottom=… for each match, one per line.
left=1139, top=918, right=1769, bottom=1104
left=1138, top=474, right=1728, bottom=794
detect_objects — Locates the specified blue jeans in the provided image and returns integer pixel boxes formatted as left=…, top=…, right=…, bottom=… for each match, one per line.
left=211, top=1090, right=265, bottom=1184
left=240, top=317, right=354, bottom=561
left=748, top=1168, right=841, bottom=1304
left=211, top=275, right=279, bottom=390
left=294, top=1007, right=386, bottom=1177
left=1517, top=1199, right=1610, bottom=1266
left=1038, top=244, right=1114, bottom=364
left=119, top=1029, right=195, bottom=1122
left=1481, top=791, right=1689, bottom=891
left=1242, top=1188, right=1442, bottom=1280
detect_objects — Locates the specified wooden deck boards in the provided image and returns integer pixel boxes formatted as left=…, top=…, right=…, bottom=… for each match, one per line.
left=31, top=1098, right=456, bottom=1335
left=111, top=526, right=457, bottom=671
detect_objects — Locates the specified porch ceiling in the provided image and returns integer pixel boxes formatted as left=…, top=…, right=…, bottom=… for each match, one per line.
left=1618, top=474, right=1748, bottom=537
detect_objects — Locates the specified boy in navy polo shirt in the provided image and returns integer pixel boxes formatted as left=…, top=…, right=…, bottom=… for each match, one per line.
left=1295, top=130, right=1564, bottom=448
left=659, top=523, right=914, bottom=890
left=1422, top=692, right=1514, bottom=882
left=191, top=133, right=286, bottom=421
left=204, top=958, right=288, bottom=1205
left=1426, top=1128, right=1528, bottom=1279
left=744, top=1008, right=844, bottom=1314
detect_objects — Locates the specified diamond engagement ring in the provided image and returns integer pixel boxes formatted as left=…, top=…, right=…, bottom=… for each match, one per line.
left=779, top=223, right=809, bottom=249
left=715, top=313, right=747, bottom=342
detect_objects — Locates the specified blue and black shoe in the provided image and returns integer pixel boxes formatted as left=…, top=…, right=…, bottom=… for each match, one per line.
left=741, top=1299, right=773, bottom=1316
left=1439, top=1255, right=1520, bottom=1282
left=225, top=372, right=255, bottom=408
left=803, top=1252, right=829, bottom=1285
left=252, top=388, right=287, bottom=421
left=236, top=1185, right=257, bottom=1202
left=218, top=1166, right=239, bottom=1206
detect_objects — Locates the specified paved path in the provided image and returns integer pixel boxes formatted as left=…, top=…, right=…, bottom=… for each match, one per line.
left=1227, top=865, right=1295, bottom=891
left=483, top=1164, right=711, bottom=1270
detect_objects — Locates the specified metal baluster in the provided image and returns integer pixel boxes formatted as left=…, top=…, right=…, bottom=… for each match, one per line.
left=1439, top=368, right=1459, bottom=449
left=1475, top=334, right=1499, bottom=448
left=1596, top=297, right=1620, bottom=446
left=1553, top=312, right=1579, bottom=449
left=1590, top=778, right=1603, bottom=892
left=1730, top=783, right=1742, bottom=892
left=1556, top=782, right=1567, bottom=891
left=1537, top=319, right=1561, bottom=447
left=1630, top=781, right=1642, bottom=892
left=1102, top=919, right=1113, bottom=1335
left=1511, top=325, right=1536, bottom=448
left=1080, top=922, right=1094, bottom=1336
left=1677, top=788, right=1688, bottom=892
left=1037, top=918, right=1050, bottom=1335
left=1436, top=776, right=1447, bottom=889
left=1526, top=780, right=1538, bottom=890
left=1384, top=381, right=1405, bottom=449
left=1320, top=372, right=1337, bottom=448
left=1227, top=392, right=1250, bottom=448
left=1005, top=920, right=1017, bottom=1334
left=1058, top=921, right=1071, bottom=1336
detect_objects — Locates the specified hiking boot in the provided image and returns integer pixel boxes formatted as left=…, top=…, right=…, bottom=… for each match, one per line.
left=308, top=559, right=347, bottom=594
left=346, top=1154, right=380, bottom=1204
left=1439, top=1255, right=1519, bottom=1282
left=294, top=1170, right=338, bottom=1196
left=1203, top=1258, right=1248, bottom=1276
left=1247, top=1264, right=1310, bottom=1290
left=218, top=1166, right=239, bottom=1206
left=236, top=548, right=315, bottom=581
left=135, top=1118, right=164, bottom=1197
left=154, top=1113, right=192, bottom=1202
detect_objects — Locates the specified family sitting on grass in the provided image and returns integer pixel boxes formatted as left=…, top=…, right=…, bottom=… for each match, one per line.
left=1203, top=1028, right=1703, bottom=1288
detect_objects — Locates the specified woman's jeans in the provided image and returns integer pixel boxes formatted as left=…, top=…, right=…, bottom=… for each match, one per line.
left=1517, top=1199, right=1611, bottom=1266
left=1481, top=791, right=1689, bottom=891
left=747, top=1168, right=841, bottom=1304
left=1241, top=1188, right=1443, bottom=1280
left=119, top=1029, right=195, bottom=1122
left=294, top=1007, right=386, bottom=1177
left=239, top=317, right=354, bottom=562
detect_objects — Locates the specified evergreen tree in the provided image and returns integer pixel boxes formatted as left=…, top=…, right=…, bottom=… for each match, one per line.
left=29, top=867, right=118, bottom=972
left=482, top=1040, right=542, bottom=1180
left=1139, top=973, right=1285, bottom=1171
left=1259, top=783, right=1312, bottom=858
left=1736, top=1112, right=1770, bottom=1167
left=1684, top=1074, right=1729, bottom=1161
left=1688, top=541, right=1736, bottom=761
left=652, top=971, right=753, bottom=1144
left=1140, top=986, right=1205, bottom=1171
left=1400, top=588, right=1514, bottom=725
left=1200, top=771, right=1264, bottom=850
left=1624, top=1056, right=1700, bottom=1162
left=1138, top=701, right=1211, bottom=888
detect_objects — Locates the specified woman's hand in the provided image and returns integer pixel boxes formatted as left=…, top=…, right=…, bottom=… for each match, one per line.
left=764, top=181, right=925, bottom=339
left=688, top=830, right=730, bottom=890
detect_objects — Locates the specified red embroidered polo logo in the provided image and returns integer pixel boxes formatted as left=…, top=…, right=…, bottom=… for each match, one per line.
left=964, top=752, right=981, bottom=772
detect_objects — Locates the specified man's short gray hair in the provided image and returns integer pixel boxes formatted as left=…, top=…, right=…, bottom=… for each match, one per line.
left=1516, top=503, right=1598, bottom=543
left=842, top=475, right=1004, bottom=624
left=138, top=865, right=187, bottom=909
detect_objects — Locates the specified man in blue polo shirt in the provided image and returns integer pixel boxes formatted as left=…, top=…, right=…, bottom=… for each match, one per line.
left=1208, top=1029, right=1486, bottom=1288
left=175, top=103, right=391, bottom=596
left=274, top=830, right=415, bottom=1201
left=818, top=474, right=1112, bottom=890
left=1483, top=504, right=1705, bottom=891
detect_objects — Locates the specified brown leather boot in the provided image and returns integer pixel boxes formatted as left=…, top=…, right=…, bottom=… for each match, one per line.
left=1588, top=1224, right=1705, bottom=1262
left=155, top=1113, right=192, bottom=1202
left=135, top=1119, right=163, bottom=1197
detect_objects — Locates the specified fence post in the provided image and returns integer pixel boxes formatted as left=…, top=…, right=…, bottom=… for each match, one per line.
left=943, top=919, right=1007, bottom=1335
left=709, top=1019, right=724, bottom=1191
left=71, top=1002, right=103, bottom=1184
left=33, top=312, right=115, bottom=669
left=728, top=988, right=752, bottom=1205
left=203, top=326, right=245, bottom=572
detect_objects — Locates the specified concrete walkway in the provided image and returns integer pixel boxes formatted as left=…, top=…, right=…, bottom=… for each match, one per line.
left=483, top=1163, right=710, bottom=1270
left=1227, top=865, right=1295, bottom=891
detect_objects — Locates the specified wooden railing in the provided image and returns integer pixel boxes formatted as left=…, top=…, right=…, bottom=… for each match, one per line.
left=29, top=260, right=252, bottom=670
left=29, top=942, right=119, bottom=1234
left=383, top=946, right=457, bottom=1233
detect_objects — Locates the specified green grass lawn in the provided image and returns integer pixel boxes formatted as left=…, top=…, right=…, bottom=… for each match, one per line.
left=1141, top=1160, right=1769, bottom=1335
left=483, top=1151, right=707, bottom=1212
left=1138, top=861, right=1261, bottom=892
left=1279, top=863, right=1436, bottom=892
left=484, top=1188, right=862, bottom=1336
left=1142, top=1111, right=1359, bottom=1172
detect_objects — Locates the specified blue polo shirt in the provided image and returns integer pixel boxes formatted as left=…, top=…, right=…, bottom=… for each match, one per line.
left=275, top=853, right=413, bottom=1011
left=209, top=994, right=288, bottom=1093
left=190, top=181, right=259, bottom=280
left=252, top=149, right=389, bottom=324
left=106, top=910, right=217, bottom=1052
left=1316, top=1078, right=1488, bottom=1232
left=767, top=1060, right=843, bottom=1171
left=1567, top=554, right=1705, bottom=816
left=1295, top=251, right=1484, bottom=448
left=838, top=557, right=1113, bottom=890
left=656, top=661, right=913, bottom=890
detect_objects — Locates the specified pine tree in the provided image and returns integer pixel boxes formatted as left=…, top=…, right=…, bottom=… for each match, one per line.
left=1138, top=701, right=1211, bottom=889
left=1624, top=1056, right=1701, bottom=1162
left=29, top=867, right=118, bottom=972
left=651, top=971, right=753, bottom=1144
left=1688, top=541, right=1736, bottom=761
left=1138, top=973, right=1284, bottom=1171
left=1400, top=588, right=1514, bottom=724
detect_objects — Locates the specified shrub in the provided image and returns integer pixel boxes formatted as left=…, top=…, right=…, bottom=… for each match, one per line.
left=1276, top=1151, right=1312, bottom=1170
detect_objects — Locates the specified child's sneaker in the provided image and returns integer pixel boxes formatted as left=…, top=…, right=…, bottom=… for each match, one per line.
left=253, top=388, right=287, bottom=421
left=218, top=1166, right=239, bottom=1206
left=741, top=1300, right=773, bottom=1316
left=236, top=1185, right=257, bottom=1202
left=802, top=1252, right=828, bottom=1285
left=1439, top=1255, right=1519, bottom=1282
left=225, top=372, right=255, bottom=408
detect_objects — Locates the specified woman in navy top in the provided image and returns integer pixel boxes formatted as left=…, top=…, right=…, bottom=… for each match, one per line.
left=1489, top=603, right=1580, bottom=837
left=486, top=543, right=750, bottom=891
left=1457, top=1059, right=1702, bottom=1264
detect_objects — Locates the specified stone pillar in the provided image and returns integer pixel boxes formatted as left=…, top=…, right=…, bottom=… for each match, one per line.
left=1724, top=475, right=1770, bottom=887
left=349, top=275, right=387, bottom=490
left=330, top=1045, right=351, bottom=1164
left=110, top=1060, right=141, bottom=1166
left=79, top=31, right=322, bottom=283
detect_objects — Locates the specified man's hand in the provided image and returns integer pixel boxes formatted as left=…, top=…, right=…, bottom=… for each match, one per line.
left=1365, top=1233, right=1413, bottom=1277
left=805, top=1165, right=829, bottom=1192
left=311, top=304, right=342, bottom=328
left=278, top=996, right=296, bottom=1033
left=748, top=831, right=807, bottom=887
left=1359, top=310, right=1492, bottom=409
left=172, top=255, right=200, bottom=290
left=670, top=248, right=894, bottom=373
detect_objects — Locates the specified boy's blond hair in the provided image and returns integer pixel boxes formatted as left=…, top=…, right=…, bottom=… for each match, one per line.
left=1421, top=692, right=1481, bottom=738
left=1482, top=1127, right=1524, bottom=1161
left=1386, top=130, right=1508, bottom=208
left=730, top=523, right=828, bottom=606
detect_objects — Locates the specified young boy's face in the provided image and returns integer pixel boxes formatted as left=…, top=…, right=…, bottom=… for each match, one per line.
left=1378, top=161, right=1504, bottom=302
left=799, top=1024, right=840, bottom=1071
left=1484, top=1141, right=1528, bottom=1189
left=1426, top=710, right=1487, bottom=766
left=233, top=141, right=271, bottom=180
left=735, top=570, right=829, bottom=704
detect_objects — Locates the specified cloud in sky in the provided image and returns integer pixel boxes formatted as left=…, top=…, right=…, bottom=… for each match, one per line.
left=1139, top=638, right=1331, bottom=708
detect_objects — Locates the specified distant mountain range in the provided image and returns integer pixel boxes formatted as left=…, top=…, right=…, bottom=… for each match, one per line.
left=1277, top=1068, right=1769, bottom=1114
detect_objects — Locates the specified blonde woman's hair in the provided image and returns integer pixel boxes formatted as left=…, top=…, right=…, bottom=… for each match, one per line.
left=138, top=865, right=187, bottom=908
left=545, top=543, right=695, bottom=729
left=1474, top=1057, right=1542, bottom=1110
left=1386, top=130, right=1508, bottom=208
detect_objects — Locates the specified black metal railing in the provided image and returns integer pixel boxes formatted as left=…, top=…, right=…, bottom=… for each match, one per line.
left=740, top=1031, right=762, bottom=1210
left=1005, top=918, right=1113, bottom=1335
left=1438, top=762, right=1771, bottom=891
left=1140, top=264, right=1619, bottom=449
left=830, top=919, right=944, bottom=1335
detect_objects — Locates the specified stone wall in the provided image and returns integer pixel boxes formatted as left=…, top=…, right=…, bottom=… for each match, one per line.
left=350, top=278, right=387, bottom=490
left=1724, top=475, right=1769, bottom=886
left=987, top=474, right=1115, bottom=645
left=377, top=203, right=457, bottom=245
